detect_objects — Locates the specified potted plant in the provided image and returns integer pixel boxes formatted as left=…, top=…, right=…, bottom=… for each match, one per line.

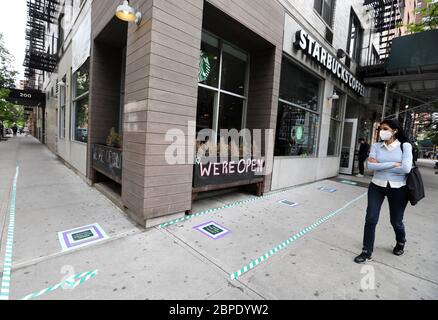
left=106, top=127, right=123, bottom=149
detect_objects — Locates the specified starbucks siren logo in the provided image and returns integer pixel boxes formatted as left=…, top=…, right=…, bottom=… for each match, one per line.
left=198, top=51, right=211, bottom=82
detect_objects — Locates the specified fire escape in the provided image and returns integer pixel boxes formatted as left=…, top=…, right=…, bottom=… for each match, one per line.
left=23, top=0, right=59, bottom=90
left=364, top=0, right=403, bottom=62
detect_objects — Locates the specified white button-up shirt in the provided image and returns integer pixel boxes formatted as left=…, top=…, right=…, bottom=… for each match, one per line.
left=371, top=140, right=407, bottom=189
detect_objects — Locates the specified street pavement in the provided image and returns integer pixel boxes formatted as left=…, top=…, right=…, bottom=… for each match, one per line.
left=0, top=135, right=437, bottom=300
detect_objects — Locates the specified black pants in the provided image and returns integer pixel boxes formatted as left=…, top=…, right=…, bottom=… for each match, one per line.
left=358, top=156, right=367, bottom=175
left=362, top=183, right=409, bottom=254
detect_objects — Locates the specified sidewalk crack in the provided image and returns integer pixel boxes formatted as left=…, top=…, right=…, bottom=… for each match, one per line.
left=158, top=226, right=267, bottom=300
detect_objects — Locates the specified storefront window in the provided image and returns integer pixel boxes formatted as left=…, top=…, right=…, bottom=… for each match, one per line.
left=197, top=31, right=249, bottom=145
left=218, top=93, right=244, bottom=131
left=198, top=32, right=220, bottom=88
left=279, top=59, right=320, bottom=112
left=275, top=103, right=319, bottom=157
left=74, top=97, right=89, bottom=143
left=275, top=58, right=321, bottom=157
left=331, top=96, right=342, bottom=121
left=72, top=60, right=89, bottom=143
left=196, top=87, right=216, bottom=134
left=327, top=95, right=344, bottom=156
left=220, top=43, right=247, bottom=96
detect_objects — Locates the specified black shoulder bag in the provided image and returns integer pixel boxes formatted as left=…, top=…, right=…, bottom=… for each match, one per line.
left=401, top=143, right=425, bottom=206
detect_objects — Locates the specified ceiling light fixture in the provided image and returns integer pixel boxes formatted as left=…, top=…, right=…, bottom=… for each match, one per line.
left=115, top=0, right=142, bottom=26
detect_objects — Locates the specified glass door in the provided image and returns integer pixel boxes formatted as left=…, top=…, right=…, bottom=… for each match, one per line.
left=340, top=119, right=358, bottom=175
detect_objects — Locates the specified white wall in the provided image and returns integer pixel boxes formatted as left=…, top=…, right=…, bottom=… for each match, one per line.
left=271, top=157, right=341, bottom=190
left=55, top=44, right=88, bottom=177
left=44, top=0, right=91, bottom=178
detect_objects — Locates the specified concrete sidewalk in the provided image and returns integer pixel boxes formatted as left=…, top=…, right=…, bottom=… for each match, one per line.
left=0, top=136, right=437, bottom=300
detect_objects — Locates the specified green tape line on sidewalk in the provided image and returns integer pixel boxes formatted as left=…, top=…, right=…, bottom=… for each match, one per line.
left=0, top=166, right=19, bottom=301
left=230, top=192, right=368, bottom=281
left=158, top=189, right=288, bottom=229
left=20, top=270, right=99, bottom=300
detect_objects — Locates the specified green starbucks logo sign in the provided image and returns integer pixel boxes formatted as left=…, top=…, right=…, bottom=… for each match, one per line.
left=198, top=51, right=211, bottom=82
left=294, top=126, right=304, bottom=142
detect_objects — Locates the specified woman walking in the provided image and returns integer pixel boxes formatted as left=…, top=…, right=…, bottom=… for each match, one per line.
left=354, top=119, right=413, bottom=263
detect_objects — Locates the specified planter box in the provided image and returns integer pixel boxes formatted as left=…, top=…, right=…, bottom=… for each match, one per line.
left=92, top=144, right=122, bottom=184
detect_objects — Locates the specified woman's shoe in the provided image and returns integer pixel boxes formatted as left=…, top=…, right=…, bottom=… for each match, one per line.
left=354, top=251, right=373, bottom=264
left=393, top=242, right=405, bottom=256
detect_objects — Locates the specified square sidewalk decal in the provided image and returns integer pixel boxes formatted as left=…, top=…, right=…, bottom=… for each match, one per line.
left=340, top=180, right=358, bottom=186
left=193, top=221, right=230, bottom=240
left=279, top=200, right=299, bottom=208
left=58, top=223, right=109, bottom=251
left=318, top=186, right=337, bottom=193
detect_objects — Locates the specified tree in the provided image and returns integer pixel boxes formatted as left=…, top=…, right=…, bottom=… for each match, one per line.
left=424, top=125, right=438, bottom=146
left=404, top=0, right=438, bottom=34
left=0, top=32, right=25, bottom=128
left=0, top=33, right=17, bottom=88
left=418, top=115, right=438, bottom=146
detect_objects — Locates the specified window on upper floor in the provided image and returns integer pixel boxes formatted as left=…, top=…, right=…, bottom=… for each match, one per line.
left=347, top=9, right=363, bottom=64
left=314, top=0, right=336, bottom=28
left=371, top=46, right=380, bottom=65
left=57, top=13, right=64, bottom=54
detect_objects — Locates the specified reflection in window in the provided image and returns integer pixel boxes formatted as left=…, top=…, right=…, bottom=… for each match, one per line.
left=72, top=59, right=89, bottom=143
left=75, top=60, right=89, bottom=97
left=196, top=87, right=216, bottom=134
left=198, top=32, right=220, bottom=88
left=327, top=119, right=341, bottom=156
left=275, top=103, right=319, bottom=157
left=279, top=59, right=320, bottom=112
left=220, top=43, right=247, bottom=96
left=74, top=97, right=88, bottom=143
left=196, top=31, right=249, bottom=149
left=218, top=93, right=244, bottom=132
left=275, top=57, right=321, bottom=157
left=331, top=96, right=342, bottom=121
left=327, top=96, right=344, bottom=156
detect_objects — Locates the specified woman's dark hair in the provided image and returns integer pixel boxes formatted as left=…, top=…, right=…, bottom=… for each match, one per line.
left=380, top=118, right=410, bottom=144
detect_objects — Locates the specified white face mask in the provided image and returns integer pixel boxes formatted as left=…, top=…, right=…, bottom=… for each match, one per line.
left=380, top=130, right=393, bottom=141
